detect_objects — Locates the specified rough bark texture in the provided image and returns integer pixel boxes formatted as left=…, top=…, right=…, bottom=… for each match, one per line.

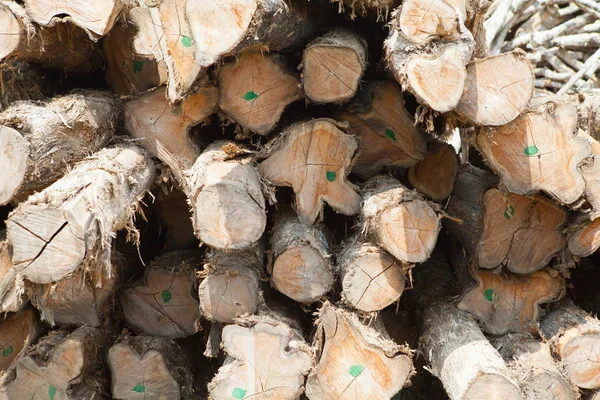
left=578, top=129, right=600, bottom=220
left=0, top=61, right=52, bottom=112
left=408, top=142, right=459, bottom=202
left=0, top=309, right=40, bottom=373
left=0, top=231, right=25, bottom=313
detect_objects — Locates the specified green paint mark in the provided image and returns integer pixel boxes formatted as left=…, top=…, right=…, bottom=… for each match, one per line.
left=349, top=365, right=364, bottom=377
left=484, top=288, right=494, bottom=302
left=161, top=290, right=172, bottom=303
left=2, top=345, right=13, bottom=357
left=384, top=128, right=396, bottom=141
left=132, top=384, right=145, bottom=393
left=48, top=384, right=56, bottom=400
left=181, top=35, right=193, bottom=47
left=232, top=388, right=247, bottom=399
left=524, top=145, right=539, bottom=156
left=242, top=91, right=258, bottom=101
left=326, top=170, right=336, bottom=182
left=132, top=60, right=144, bottom=73
left=504, top=205, right=515, bottom=219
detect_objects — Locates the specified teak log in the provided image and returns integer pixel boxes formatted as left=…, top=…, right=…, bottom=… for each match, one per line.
left=338, top=237, right=406, bottom=312
left=0, top=91, right=119, bottom=206
left=121, top=251, right=202, bottom=338
left=208, top=314, right=313, bottom=399
left=305, top=301, right=413, bottom=399
left=218, top=51, right=301, bottom=135
left=6, top=145, right=156, bottom=284
left=259, top=118, right=361, bottom=225
left=568, top=216, right=600, bottom=257
left=269, top=206, right=333, bottom=304
left=0, top=309, right=39, bottom=373
left=108, top=334, right=193, bottom=400
left=198, top=248, right=262, bottom=323
left=302, top=29, right=367, bottom=103
left=362, top=175, right=441, bottom=263
left=540, top=300, right=600, bottom=390
left=338, top=81, right=426, bottom=179
left=408, top=142, right=459, bottom=202
left=0, top=231, right=24, bottom=313
left=408, top=257, right=523, bottom=400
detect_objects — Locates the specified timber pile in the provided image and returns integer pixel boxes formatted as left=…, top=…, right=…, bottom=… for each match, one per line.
left=1, top=0, right=600, bottom=399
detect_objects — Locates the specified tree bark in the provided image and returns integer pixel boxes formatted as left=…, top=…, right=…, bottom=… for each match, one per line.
left=0, top=90, right=120, bottom=206
left=0, top=230, right=24, bottom=313
left=0, top=61, right=53, bottom=112
left=108, top=334, right=194, bottom=400
left=0, top=309, right=40, bottom=374
left=208, top=314, right=313, bottom=400
left=578, top=129, right=600, bottom=220
left=6, top=145, right=156, bottom=284
left=361, top=175, right=441, bottom=263
left=218, top=51, right=301, bottom=135
left=305, top=301, right=414, bottom=400
left=339, top=0, right=400, bottom=18
left=540, top=300, right=600, bottom=390
left=269, top=206, right=333, bottom=304
left=337, top=81, right=426, bottom=179
left=259, top=118, right=361, bottom=225
left=408, top=142, right=459, bottom=202
left=121, top=251, right=202, bottom=338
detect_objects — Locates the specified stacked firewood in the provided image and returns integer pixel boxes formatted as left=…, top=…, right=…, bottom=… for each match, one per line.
left=0, top=0, right=599, bottom=399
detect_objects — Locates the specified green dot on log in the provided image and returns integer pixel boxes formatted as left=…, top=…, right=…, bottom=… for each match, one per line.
left=132, top=383, right=145, bottom=393
left=349, top=364, right=364, bottom=377
left=326, top=170, right=336, bottom=182
left=132, top=60, right=144, bottom=73
left=2, top=345, right=13, bottom=357
left=181, top=35, right=193, bottom=47
left=232, top=388, right=247, bottom=399
left=484, top=288, right=494, bottom=302
left=524, top=145, right=539, bottom=156
left=242, top=91, right=258, bottom=101
left=161, top=290, right=172, bottom=303
left=48, top=384, right=57, bottom=400
left=504, top=205, right=515, bottom=219
left=384, top=128, right=396, bottom=141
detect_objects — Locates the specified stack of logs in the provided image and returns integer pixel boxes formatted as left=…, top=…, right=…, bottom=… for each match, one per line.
left=0, top=0, right=599, bottom=399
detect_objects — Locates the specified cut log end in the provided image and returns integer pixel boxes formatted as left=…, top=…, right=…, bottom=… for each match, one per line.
left=462, top=373, right=524, bottom=400
left=559, top=330, right=600, bottom=389
left=568, top=217, right=600, bottom=257
left=408, top=143, right=459, bottom=202
left=0, top=6, right=20, bottom=60
left=0, top=309, right=38, bottom=373
left=399, top=0, right=460, bottom=44
left=0, top=126, right=29, bottom=206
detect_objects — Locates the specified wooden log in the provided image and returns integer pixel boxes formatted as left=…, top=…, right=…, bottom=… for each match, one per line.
left=186, top=141, right=266, bottom=249
left=217, top=51, right=301, bottom=135
left=0, top=231, right=25, bottom=313
left=477, top=97, right=591, bottom=205
left=302, top=29, right=367, bottom=104
left=0, top=2, right=101, bottom=74
left=398, top=0, right=462, bottom=44
left=259, top=118, right=361, bottom=225
left=492, top=335, right=578, bottom=400
left=208, top=314, right=313, bottom=399
left=361, top=175, right=441, bottom=263
left=592, top=390, right=600, bottom=400
left=6, top=145, right=156, bottom=284
left=578, top=129, right=600, bottom=220
left=338, top=81, right=426, bottom=179
left=269, top=206, right=333, bottom=304
left=121, top=251, right=202, bottom=338
left=338, top=237, right=406, bottom=312
left=408, top=256, right=523, bottom=400
left=108, top=334, right=193, bottom=399
left=408, top=142, right=459, bottom=202
left=455, top=50, right=534, bottom=126
left=540, top=300, right=600, bottom=390
left=568, top=216, right=600, bottom=257
left=1, top=326, right=109, bottom=399
left=305, top=301, right=413, bottom=399
left=198, top=248, right=262, bottom=323
left=0, top=309, right=40, bottom=373
left=0, top=91, right=119, bottom=206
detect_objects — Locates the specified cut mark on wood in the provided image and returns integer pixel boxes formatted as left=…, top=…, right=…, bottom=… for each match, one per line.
left=181, top=35, right=193, bottom=47
left=504, top=205, right=515, bottom=219
left=2, top=345, right=13, bottom=357
left=132, top=383, right=145, bottom=393
left=161, top=290, right=172, bottom=303
left=484, top=288, right=494, bottom=302
left=349, top=364, right=364, bottom=377
left=524, top=145, right=539, bottom=156
left=232, top=387, right=247, bottom=398
left=384, top=129, right=396, bottom=141
left=48, top=384, right=57, bottom=400
left=326, top=170, right=337, bottom=182
left=242, top=91, right=258, bottom=101
left=133, top=60, right=144, bottom=73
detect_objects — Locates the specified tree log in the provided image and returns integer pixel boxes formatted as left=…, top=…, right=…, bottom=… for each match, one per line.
left=269, top=206, right=333, bottom=304
left=0, top=91, right=119, bottom=206
left=362, top=175, right=441, bottom=263
left=121, top=251, right=202, bottom=338
left=6, top=145, right=156, bottom=284
left=259, top=118, right=361, bottom=225
left=208, top=314, right=312, bottom=399
left=338, top=81, right=426, bottom=179
left=0, top=231, right=24, bottom=313
left=578, top=129, right=600, bottom=220
left=408, top=256, right=523, bottom=400
left=408, top=142, right=459, bottom=202
left=0, top=309, right=39, bottom=373
left=302, top=29, right=367, bottom=103
left=305, top=301, right=414, bottom=399
left=540, top=300, right=600, bottom=390
left=338, top=237, right=407, bottom=312
left=477, top=97, right=591, bottom=204
left=108, top=334, right=193, bottom=400
left=198, top=248, right=262, bottom=323
left=568, top=216, right=600, bottom=257
left=218, top=51, right=301, bottom=135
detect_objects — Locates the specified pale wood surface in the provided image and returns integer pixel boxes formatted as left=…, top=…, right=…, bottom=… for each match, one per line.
left=408, top=143, right=459, bottom=201
left=399, top=0, right=460, bottom=44
left=0, top=309, right=39, bottom=373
